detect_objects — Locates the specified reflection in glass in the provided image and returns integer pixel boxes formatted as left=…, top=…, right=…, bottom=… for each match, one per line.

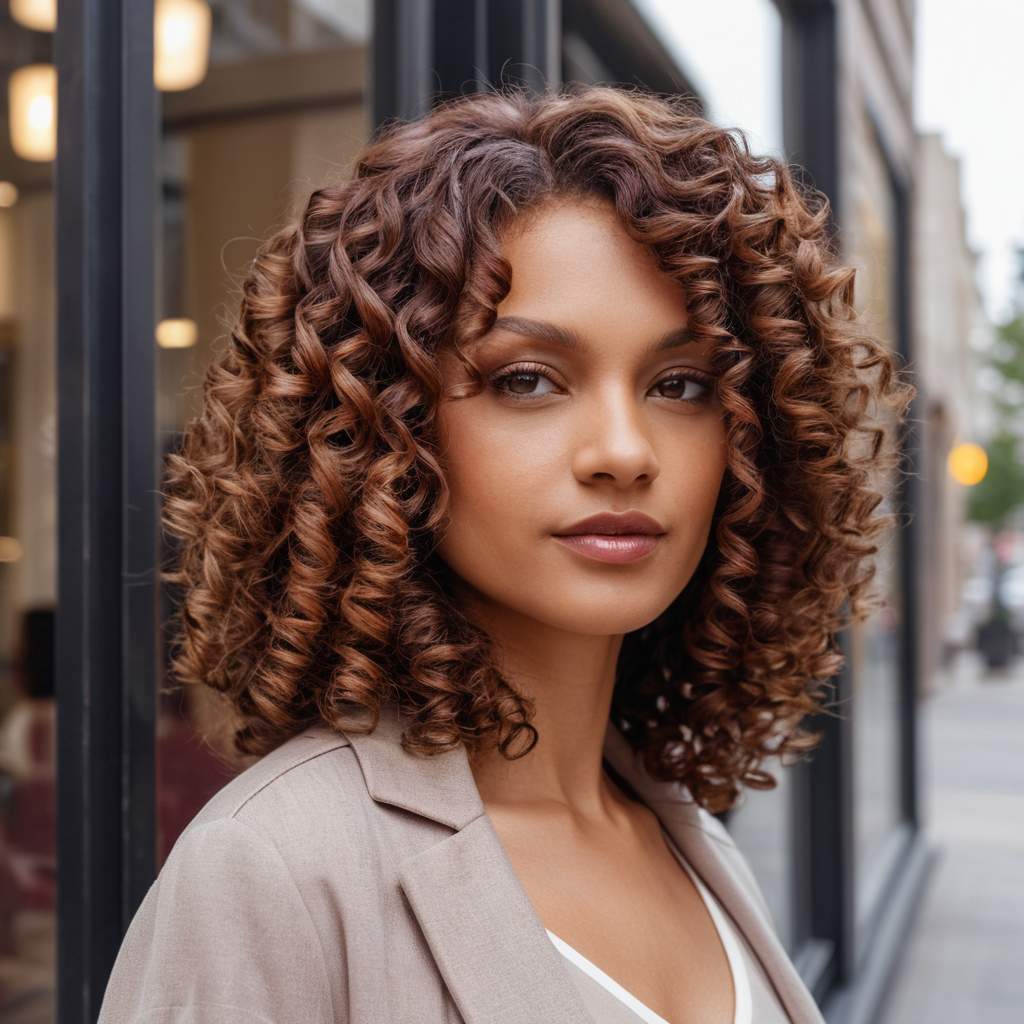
left=155, top=0, right=370, bottom=864
left=0, top=64, right=57, bottom=1018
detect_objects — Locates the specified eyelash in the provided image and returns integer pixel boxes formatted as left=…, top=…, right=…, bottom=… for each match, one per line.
left=649, top=369, right=717, bottom=404
left=488, top=362, right=717, bottom=404
left=488, top=362, right=563, bottom=400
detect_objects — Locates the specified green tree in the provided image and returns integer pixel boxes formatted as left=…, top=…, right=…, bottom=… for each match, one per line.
left=969, top=313, right=1024, bottom=527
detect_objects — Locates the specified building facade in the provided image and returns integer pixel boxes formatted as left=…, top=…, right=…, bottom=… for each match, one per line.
left=0, top=1, right=979, bottom=1022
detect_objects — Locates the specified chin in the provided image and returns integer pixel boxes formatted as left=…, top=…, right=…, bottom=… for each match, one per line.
left=440, top=548, right=693, bottom=639
left=516, top=588, right=676, bottom=637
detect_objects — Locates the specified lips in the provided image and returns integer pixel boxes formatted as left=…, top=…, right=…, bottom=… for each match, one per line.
left=553, top=511, right=665, bottom=564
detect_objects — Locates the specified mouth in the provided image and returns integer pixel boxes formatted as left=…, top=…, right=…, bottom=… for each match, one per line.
left=552, top=511, right=666, bottom=564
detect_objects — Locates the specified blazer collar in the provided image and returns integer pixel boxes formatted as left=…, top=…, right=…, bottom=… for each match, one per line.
left=343, top=706, right=484, bottom=830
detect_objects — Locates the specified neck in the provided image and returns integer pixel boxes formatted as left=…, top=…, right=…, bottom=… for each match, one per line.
left=467, top=597, right=623, bottom=815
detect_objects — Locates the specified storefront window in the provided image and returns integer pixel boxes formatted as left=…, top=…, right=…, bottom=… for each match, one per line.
left=845, top=120, right=907, bottom=934
left=0, top=8, right=56, bottom=1018
left=155, top=0, right=370, bottom=864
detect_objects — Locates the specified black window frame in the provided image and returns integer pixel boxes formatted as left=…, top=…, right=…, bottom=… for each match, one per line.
left=55, top=1, right=158, bottom=1020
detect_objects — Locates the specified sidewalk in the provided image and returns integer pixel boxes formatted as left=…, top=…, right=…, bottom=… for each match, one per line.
left=878, top=653, right=1024, bottom=1023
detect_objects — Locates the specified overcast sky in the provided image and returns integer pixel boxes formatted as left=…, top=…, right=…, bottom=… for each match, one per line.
left=915, top=0, right=1024, bottom=324
left=635, top=0, right=784, bottom=157
left=641, top=0, right=1022, bottom=325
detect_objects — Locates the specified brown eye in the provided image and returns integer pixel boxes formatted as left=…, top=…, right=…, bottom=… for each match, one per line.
left=492, top=367, right=559, bottom=397
left=507, top=372, right=543, bottom=394
left=652, top=375, right=708, bottom=401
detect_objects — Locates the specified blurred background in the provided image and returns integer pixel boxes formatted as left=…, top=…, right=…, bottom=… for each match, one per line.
left=0, top=0, right=1020, bottom=1022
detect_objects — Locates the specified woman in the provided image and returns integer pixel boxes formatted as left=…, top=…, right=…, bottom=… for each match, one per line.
left=100, top=87, right=908, bottom=1024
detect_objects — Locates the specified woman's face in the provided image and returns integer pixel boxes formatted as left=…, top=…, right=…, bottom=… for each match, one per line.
left=435, top=199, right=727, bottom=637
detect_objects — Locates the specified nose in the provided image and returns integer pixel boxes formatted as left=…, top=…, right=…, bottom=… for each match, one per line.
left=571, top=386, right=660, bottom=489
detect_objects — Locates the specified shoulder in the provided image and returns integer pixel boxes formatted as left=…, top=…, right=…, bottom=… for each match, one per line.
left=102, top=811, right=336, bottom=1023
left=190, top=723, right=355, bottom=822
left=171, top=723, right=375, bottom=873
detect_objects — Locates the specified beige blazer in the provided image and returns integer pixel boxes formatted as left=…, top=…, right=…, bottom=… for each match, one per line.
left=99, top=711, right=825, bottom=1024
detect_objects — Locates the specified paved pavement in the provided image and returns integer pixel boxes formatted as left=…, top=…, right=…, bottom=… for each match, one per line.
left=878, top=653, right=1024, bottom=1023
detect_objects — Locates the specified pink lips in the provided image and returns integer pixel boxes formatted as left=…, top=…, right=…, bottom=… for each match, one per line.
left=553, top=511, right=666, bottom=564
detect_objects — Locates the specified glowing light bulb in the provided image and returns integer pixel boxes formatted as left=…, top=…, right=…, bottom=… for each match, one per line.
left=948, top=442, right=988, bottom=486
left=8, top=64, right=56, bottom=162
left=0, top=182, right=19, bottom=208
left=154, top=0, right=212, bottom=92
left=156, top=318, right=198, bottom=349
left=0, top=536, right=23, bottom=563
left=9, top=0, right=56, bottom=32
left=27, top=92, right=52, bottom=131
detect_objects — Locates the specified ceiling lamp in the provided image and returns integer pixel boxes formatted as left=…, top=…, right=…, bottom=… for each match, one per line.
left=9, top=64, right=56, bottom=162
left=0, top=536, right=23, bottom=563
left=156, top=318, right=198, bottom=349
left=9, top=0, right=56, bottom=32
left=154, top=0, right=212, bottom=92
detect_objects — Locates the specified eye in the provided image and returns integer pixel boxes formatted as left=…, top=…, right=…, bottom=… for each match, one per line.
left=649, top=372, right=712, bottom=403
left=490, top=364, right=561, bottom=399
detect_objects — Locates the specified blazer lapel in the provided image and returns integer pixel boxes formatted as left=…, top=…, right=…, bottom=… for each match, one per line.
left=603, top=726, right=826, bottom=1024
left=399, top=815, right=593, bottom=1024
left=345, top=711, right=592, bottom=1024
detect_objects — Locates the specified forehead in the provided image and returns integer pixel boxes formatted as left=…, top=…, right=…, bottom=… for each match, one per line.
left=498, top=199, right=688, bottom=332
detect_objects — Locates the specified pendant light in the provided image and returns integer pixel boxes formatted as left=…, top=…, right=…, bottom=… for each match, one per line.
left=154, top=0, right=212, bottom=92
left=9, top=63, right=56, bottom=162
left=156, top=318, right=198, bottom=349
left=9, top=0, right=56, bottom=33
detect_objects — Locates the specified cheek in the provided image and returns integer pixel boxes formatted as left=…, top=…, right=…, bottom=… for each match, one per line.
left=667, top=424, right=727, bottom=512
left=657, top=419, right=728, bottom=576
left=435, top=404, right=560, bottom=570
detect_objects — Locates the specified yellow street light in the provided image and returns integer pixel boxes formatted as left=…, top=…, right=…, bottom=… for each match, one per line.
left=156, top=317, right=198, bottom=349
left=948, top=442, right=988, bottom=486
left=8, top=63, right=56, bottom=162
left=154, top=0, right=212, bottom=92
left=9, top=0, right=56, bottom=32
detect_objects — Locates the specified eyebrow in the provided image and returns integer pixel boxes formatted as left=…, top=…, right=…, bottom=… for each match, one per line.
left=490, top=316, right=585, bottom=351
left=489, top=316, right=694, bottom=355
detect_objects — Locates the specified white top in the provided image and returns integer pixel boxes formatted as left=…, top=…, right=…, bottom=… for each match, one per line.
left=548, top=845, right=789, bottom=1024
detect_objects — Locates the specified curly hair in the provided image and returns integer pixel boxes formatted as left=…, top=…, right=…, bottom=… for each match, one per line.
left=164, top=86, right=911, bottom=811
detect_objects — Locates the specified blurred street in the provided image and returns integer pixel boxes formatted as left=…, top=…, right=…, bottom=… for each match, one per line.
left=879, top=654, right=1024, bottom=1023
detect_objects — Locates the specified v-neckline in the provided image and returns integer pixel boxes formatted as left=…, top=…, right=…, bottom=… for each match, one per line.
left=546, top=838, right=753, bottom=1024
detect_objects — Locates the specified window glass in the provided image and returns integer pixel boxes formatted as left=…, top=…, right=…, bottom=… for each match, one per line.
left=725, top=762, right=795, bottom=951
left=0, top=10, right=56, bottom=1021
left=156, top=0, right=370, bottom=865
left=844, top=118, right=907, bottom=932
